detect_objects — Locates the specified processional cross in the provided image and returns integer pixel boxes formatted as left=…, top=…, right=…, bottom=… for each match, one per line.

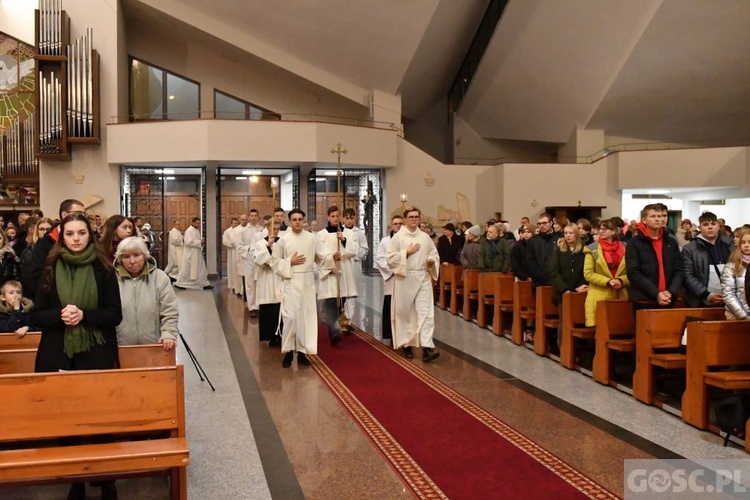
left=330, top=143, right=350, bottom=332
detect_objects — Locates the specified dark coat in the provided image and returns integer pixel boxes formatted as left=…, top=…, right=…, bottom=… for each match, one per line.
left=525, top=232, right=557, bottom=286
left=478, top=237, right=511, bottom=273
left=625, top=230, right=683, bottom=303
left=436, top=234, right=463, bottom=265
left=681, top=235, right=731, bottom=307
left=31, top=258, right=123, bottom=372
left=511, top=240, right=530, bottom=281
left=547, top=246, right=588, bottom=304
left=21, top=226, right=57, bottom=299
left=0, top=251, right=20, bottom=287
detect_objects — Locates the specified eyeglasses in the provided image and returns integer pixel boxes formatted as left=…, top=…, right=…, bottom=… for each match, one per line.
left=393, top=222, right=403, bottom=226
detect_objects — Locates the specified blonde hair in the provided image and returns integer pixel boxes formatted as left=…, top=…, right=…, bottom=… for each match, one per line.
left=728, top=227, right=750, bottom=271
left=558, top=223, right=583, bottom=253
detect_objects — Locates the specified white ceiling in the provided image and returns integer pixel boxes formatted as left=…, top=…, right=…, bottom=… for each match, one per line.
left=126, top=0, right=750, bottom=145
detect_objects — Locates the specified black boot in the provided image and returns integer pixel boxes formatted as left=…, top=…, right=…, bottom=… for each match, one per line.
left=422, top=347, right=440, bottom=363
left=282, top=351, right=293, bottom=368
left=297, top=352, right=311, bottom=366
left=101, top=481, right=118, bottom=500
left=67, top=482, right=85, bottom=500
left=403, top=346, right=414, bottom=359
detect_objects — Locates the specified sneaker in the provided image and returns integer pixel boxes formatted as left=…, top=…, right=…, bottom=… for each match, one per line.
left=297, top=352, right=311, bottom=366
left=403, top=346, right=414, bottom=359
left=282, top=352, right=293, bottom=368
left=523, top=331, right=534, bottom=343
left=422, top=348, right=440, bottom=363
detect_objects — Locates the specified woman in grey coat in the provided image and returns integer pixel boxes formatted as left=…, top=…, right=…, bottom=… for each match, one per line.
left=114, top=236, right=178, bottom=349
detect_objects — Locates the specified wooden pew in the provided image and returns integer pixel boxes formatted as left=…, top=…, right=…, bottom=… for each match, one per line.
left=478, top=272, right=505, bottom=329
left=450, top=268, right=466, bottom=315
left=511, top=280, right=535, bottom=345
left=592, top=300, right=635, bottom=386
left=632, top=307, right=725, bottom=405
left=559, top=292, right=595, bottom=369
left=0, top=332, right=41, bottom=350
left=0, top=344, right=177, bottom=375
left=0, top=366, right=189, bottom=499
left=492, top=274, right=515, bottom=336
left=462, top=269, right=480, bottom=322
left=533, top=286, right=559, bottom=356
left=682, top=320, right=750, bottom=433
left=438, top=264, right=461, bottom=310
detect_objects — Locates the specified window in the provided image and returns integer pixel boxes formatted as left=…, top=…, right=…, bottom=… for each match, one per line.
left=214, top=90, right=280, bottom=120
left=129, top=58, right=199, bottom=121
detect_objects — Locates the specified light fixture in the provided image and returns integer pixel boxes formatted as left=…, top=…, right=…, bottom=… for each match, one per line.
left=166, top=176, right=175, bottom=180
left=322, top=171, right=338, bottom=176
left=242, top=170, right=262, bottom=175
left=249, top=176, right=259, bottom=183
left=168, top=95, right=175, bottom=100
left=235, top=176, right=247, bottom=180
left=162, top=169, right=175, bottom=174
left=647, top=189, right=671, bottom=195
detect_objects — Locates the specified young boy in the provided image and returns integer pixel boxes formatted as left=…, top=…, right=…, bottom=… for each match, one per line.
left=0, top=280, right=35, bottom=337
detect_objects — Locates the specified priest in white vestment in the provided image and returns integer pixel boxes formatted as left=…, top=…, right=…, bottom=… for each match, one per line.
left=254, top=221, right=283, bottom=346
left=222, top=217, right=240, bottom=293
left=231, top=213, right=249, bottom=298
left=343, top=208, right=368, bottom=320
left=175, top=217, right=212, bottom=290
left=164, top=220, right=184, bottom=280
left=237, top=210, right=263, bottom=316
left=387, top=207, right=440, bottom=362
left=316, top=206, right=358, bottom=345
left=273, top=209, right=334, bottom=368
left=376, top=215, right=403, bottom=343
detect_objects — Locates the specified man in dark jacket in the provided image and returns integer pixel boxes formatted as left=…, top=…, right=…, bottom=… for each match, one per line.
left=478, top=224, right=510, bottom=273
left=682, top=211, right=731, bottom=307
left=21, top=199, right=85, bottom=298
left=525, top=213, right=557, bottom=288
left=625, top=203, right=683, bottom=311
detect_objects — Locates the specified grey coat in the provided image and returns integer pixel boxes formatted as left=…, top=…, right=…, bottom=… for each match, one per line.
left=721, top=262, right=750, bottom=320
left=116, top=257, right=179, bottom=345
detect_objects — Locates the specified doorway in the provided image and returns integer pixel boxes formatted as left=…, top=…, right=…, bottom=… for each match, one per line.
left=121, top=167, right=205, bottom=269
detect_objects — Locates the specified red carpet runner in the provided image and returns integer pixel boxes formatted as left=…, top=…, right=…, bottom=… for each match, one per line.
left=311, top=326, right=619, bottom=499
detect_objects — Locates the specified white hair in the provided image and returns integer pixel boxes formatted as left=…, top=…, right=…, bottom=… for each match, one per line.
left=114, top=236, right=150, bottom=262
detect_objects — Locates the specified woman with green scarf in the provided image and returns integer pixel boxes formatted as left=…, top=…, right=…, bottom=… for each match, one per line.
left=31, top=213, right=123, bottom=500
left=32, top=212, right=122, bottom=371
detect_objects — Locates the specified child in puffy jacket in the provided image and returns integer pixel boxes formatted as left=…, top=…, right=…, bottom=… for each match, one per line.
left=0, top=279, right=36, bottom=337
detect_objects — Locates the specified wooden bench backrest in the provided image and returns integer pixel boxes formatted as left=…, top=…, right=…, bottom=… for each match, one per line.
left=514, top=280, right=533, bottom=309
left=440, top=263, right=457, bottom=286
left=0, top=365, right=185, bottom=442
left=596, top=300, right=634, bottom=337
left=478, top=272, right=503, bottom=298
left=638, top=308, right=725, bottom=349
left=562, top=292, right=587, bottom=325
left=0, top=332, right=41, bottom=350
left=463, top=269, right=480, bottom=294
left=496, top=275, right=515, bottom=304
left=536, top=286, right=558, bottom=318
left=687, top=321, right=750, bottom=368
left=0, top=344, right=176, bottom=375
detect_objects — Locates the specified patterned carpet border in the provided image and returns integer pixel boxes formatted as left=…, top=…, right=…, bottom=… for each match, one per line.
left=313, top=326, right=620, bottom=500
left=309, top=351, right=447, bottom=499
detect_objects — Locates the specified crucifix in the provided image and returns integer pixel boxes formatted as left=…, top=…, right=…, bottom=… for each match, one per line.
left=330, top=143, right=350, bottom=333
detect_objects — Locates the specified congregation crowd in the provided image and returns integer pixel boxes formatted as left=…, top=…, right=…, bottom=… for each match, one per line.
left=399, top=203, right=750, bottom=353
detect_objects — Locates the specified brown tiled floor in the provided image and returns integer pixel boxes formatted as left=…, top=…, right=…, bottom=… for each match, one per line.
left=221, top=286, right=659, bottom=498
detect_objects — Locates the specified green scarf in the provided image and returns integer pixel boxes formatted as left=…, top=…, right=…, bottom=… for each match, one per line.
left=55, top=245, right=103, bottom=357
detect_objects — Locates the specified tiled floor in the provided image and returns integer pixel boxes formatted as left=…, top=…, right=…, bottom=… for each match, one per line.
left=6, top=275, right=748, bottom=499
